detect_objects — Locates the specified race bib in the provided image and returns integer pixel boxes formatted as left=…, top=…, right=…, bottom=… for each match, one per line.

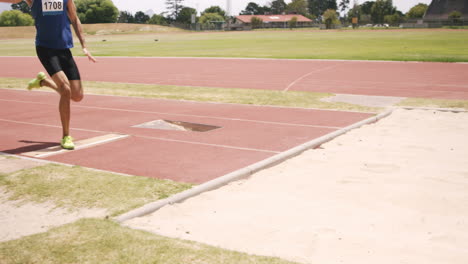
left=42, top=0, right=64, bottom=16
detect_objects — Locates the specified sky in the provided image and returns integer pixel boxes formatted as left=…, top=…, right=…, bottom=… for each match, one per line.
left=0, top=0, right=433, bottom=16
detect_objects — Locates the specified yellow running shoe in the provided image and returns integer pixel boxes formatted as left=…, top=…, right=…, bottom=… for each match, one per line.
left=27, top=72, right=46, bottom=90
left=61, top=136, right=75, bottom=150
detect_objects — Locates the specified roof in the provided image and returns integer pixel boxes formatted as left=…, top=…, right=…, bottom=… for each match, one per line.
left=236, top=15, right=312, bottom=23
left=424, top=0, right=467, bottom=20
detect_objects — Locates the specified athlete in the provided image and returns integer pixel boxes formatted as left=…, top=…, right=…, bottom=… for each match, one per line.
left=1, top=0, right=97, bottom=149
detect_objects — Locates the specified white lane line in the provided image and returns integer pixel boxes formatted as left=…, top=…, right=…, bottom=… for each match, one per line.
left=135, top=135, right=280, bottom=154
left=3, top=56, right=468, bottom=64
left=23, top=134, right=129, bottom=158
left=0, top=118, right=280, bottom=154
left=283, top=64, right=340, bottom=92
left=0, top=118, right=109, bottom=133
left=0, top=98, right=343, bottom=129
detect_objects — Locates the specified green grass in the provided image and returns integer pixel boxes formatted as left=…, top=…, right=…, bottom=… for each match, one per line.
left=0, top=27, right=467, bottom=62
left=0, top=164, right=192, bottom=216
left=0, top=23, right=183, bottom=40
left=0, top=218, right=299, bottom=264
left=398, top=97, right=468, bottom=110
left=442, top=26, right=468, bottom=29
left=0, top=77, right=380, bottom=112
left=0, top=154, right=16, bottom=160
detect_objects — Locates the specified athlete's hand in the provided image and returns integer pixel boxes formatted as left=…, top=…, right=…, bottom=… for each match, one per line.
left=83, top=48, right=97, bottom=63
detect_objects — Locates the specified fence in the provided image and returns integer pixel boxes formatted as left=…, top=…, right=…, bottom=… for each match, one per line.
left=171, top=21, right=320, bottom=31
left=171, top=19, right=468, bottom=31
left=402, top=19, right=468, bottom=28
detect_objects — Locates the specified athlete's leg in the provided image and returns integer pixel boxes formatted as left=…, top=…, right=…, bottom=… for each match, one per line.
left=33, top=47, right=82, bottom=149
left=39, top=77, right=82, bottom=102
left=39, top=77, right=59, bottom=92
left=36, top=73, right=78, bottom=150
left=69, top=80, right=83, bottom=102
left=38, top=63, right=83, bottom=102
left=49, top=71, right=72, bottom=138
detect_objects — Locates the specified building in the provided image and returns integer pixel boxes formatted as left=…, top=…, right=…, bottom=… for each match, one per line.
left=234, top=14, right=313, bottom=29
left=424, top=0, right=467, bottom=23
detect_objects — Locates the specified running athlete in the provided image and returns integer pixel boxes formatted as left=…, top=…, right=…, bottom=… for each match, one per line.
left=1, top=0, right=97, bottom=149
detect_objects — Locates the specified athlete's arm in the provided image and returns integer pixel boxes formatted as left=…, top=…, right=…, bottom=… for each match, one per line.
left=0, top=0, right=23, bottom=3
left=0, top=0, right=33, bottom=7
left=67, top=0, right=97, bottom=63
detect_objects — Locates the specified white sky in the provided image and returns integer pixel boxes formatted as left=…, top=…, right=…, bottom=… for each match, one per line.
left=0, top=0, right=433, bottom=15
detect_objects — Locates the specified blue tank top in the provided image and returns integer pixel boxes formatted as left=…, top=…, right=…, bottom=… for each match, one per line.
left=31, top=0, right=73, bottom=49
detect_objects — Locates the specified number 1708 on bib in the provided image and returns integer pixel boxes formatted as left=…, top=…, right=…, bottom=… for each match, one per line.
left=43, top=0, right=64, bottom=16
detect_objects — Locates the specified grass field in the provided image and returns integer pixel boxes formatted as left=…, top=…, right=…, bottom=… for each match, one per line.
left=0, top=163, right=192, bottom=217
left=4, top=77, right=468, bottom=111
left=0, top=218, right=299, bottom=264
left=0, top=24, right=467, bottom=62
left=0, top=77, right=380, bottom=112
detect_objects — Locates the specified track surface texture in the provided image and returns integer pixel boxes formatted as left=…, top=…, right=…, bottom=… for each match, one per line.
left=0, top=89, right=373, bottom=183
left=2, top=57, right=468, bottom=99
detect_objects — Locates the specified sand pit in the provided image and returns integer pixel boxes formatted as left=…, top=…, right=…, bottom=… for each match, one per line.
left=125, top=109, right=468, bottom=264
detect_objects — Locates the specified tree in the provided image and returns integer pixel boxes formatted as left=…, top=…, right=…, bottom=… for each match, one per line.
left=202, top=6, right=226, bottom=18
left=75, top=0, right=119, bottom=23
left=263, top=5, right=273, bottom=15
left=241, top=2, right=265, bottom=15
left=308, top=0, right=322, bottom=17
left=308, top=0, right=337, bottom=17
left=148, top=14, right=168, bottom=25
left=0, top=10, right=34, bottom=26
left=322, top=9, right=339, bottom=28
left=199, top=12, right=225, bottom=24
left=11, top=2, right=30, bottom=15
left=339, top=0, right=350, bottom=13
left=166, top=0, right=184, bottom=20
left=176, top=7, right=196, bottom=24
left=347, top=1, right=359, bottom=19
left=347, top=1, right=360, bottom=26
left=286, top=0, right=308, bottom=15
left=250, top=16, right=263, bottom=28
left=384, top=13, right=401, bottom=25
left=270, top=0, right=287, bottom=14
left=448, top=11, right=462, bottom=23
left=242, top=2, right=273, bottom=15
left=370, top=0, right=394, bottom=24
left=118, top=11, right=135, bottom=23
left=406, top=3, right=428, bottom=19
left=134, top=11, right=150, bottom=24
left=288, top=16, right=298, bottom=28
left=360, top=1, right=374, bottom=15
left=360, top=14, right=371, bottom=23
left=325, top=0, right=338, bottom=11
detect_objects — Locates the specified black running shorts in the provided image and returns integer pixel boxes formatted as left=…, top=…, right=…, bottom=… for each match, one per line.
left=36, top=46, right=81, bottom=80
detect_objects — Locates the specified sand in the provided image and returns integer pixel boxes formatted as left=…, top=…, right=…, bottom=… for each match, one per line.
left=0, top=155, right=44, bottom=174
left=0, top=188, right=108, bottom=242
left=125, top=109, right=468, bottom=264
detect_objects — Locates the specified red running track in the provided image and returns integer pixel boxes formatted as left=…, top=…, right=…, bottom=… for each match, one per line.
left=0, top=89, right=373, bottom=184
left=1, top=56, right=468, bottom=100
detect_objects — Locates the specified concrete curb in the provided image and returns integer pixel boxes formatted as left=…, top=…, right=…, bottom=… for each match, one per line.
left=399, top=106, right=468, bottom=113
left=115, top=109, right=393, bottom=223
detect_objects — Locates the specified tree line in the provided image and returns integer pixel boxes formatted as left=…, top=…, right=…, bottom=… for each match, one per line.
left=240, top=0, right=430, bottom=25
left=0, top=0, right=429, bottom=27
